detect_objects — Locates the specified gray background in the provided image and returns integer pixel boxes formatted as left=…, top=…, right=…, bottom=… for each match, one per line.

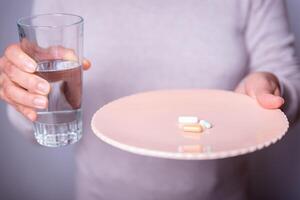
left=0, top=0, right=300, bottom=200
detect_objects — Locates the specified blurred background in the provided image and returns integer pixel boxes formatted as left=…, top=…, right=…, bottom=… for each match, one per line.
left=0, top=0, right=300, bottom=200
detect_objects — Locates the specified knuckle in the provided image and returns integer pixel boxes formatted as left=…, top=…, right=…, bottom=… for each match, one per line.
left=17, top=106, right=34, bottom=120
left=3, top=62, right=14, bottom=78
left=2, top=82, right=11, bottom=97
left=26, top=76, right=38, bottom=90
left=5, top=44, right=18, bottom=55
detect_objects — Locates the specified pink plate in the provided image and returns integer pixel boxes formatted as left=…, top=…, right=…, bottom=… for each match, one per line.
left=91, top=90, right=289, bottom=160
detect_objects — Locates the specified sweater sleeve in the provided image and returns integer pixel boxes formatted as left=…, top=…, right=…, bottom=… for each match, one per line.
left=245, top=0, right=300, bottom=122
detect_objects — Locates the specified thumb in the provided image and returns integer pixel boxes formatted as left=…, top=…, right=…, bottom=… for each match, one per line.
left=256, top=93, right=284, bottom=109
left=82, top=59, right=91, bottom=70
left=248, top=86, right=284, bottom=109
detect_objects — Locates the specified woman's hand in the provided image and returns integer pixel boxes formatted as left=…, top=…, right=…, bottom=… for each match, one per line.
left=235, top=72, right=284, bottom=109
left=0, top=43, right=91, bottom=121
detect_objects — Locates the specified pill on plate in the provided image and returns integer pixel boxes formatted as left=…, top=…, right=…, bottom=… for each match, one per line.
left=182, top=124, right=203, bottom=132
left=178, top=144, right=202, bottom=153
left=199, top=120, right=212, bottom=129
left=181, top=131, right=202, bottom=139
left=178, top=116, right=198, bottom=124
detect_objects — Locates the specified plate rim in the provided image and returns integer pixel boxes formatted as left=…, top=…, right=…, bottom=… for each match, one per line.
left=91, top=89, right=289, bottom=160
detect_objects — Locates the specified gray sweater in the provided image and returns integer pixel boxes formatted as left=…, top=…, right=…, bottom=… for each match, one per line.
left=7, top=0, right=300, bottom=199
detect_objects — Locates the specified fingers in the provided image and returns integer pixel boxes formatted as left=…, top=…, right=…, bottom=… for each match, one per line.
left=234, top=72, right=284, bottom=109
left=2, top=57, right=50, bottom=95
left=4, top=43, right=37, bottom=73
left=256, top=93, right=285, bottom=109
left=274, top=87, right=281, bottom=96
left=246, top=79, right=284, bottom=109
left=35, top=45, right=78, bottom=62
left=30, top=44, right=92, bottom=70
left=1, top=42, right=89, bottom=122
left=241, top=72, right=284, bottom=109
left=48, top=47, right=91, bottom=70
left=5, top=42, right=91, bottom=73
left=249, top=85, right=284, bottom=109
left=3, top=79, right=48, bottom=109
left=46, top=46, right=91, bottom=70
left=15, top=104, right=37, bottom=121
left=1, top=93, right=37, bottom=121
left=83, top=59, right=91, bottom=70
left=48, top=45, right=77, bottom=61
left=0, top=82, right=15, bottom=106
left=0, top=76, right=37, bottom=121
left=8, top=41, right=91, bottom=72
left=234, top=81, right=246, bottom=94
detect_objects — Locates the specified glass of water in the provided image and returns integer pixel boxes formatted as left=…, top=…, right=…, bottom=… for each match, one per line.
left=17, top=13, right=84, bottom=147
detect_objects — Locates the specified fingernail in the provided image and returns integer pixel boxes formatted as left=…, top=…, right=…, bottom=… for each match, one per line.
left=64, top=52, right=77, bottom=61
left=37, top=82, right=49, bottom=94
left=25, top=60, right=37, bottom=72
left=278, top=97, right=285, bottom=105
left=33, top=97, right=47, bottom=108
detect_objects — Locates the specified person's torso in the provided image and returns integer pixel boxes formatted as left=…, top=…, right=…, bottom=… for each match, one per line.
left=32, top=1, right=250, bottom=199
left=33, top=0, right=249, bottom=110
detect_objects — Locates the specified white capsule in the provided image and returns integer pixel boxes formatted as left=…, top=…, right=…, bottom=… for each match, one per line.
left=199, top=120, right=212, bottom=129
left=178, top=116, right=198, bottom=124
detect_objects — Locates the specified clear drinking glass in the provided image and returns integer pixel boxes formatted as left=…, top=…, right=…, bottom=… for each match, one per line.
left=17, top=13, right=84, bottom=147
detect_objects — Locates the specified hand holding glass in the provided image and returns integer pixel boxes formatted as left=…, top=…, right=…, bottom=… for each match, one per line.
left=17, top=13, right=84, bottom=147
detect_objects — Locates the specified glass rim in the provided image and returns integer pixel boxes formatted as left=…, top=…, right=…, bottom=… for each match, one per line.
left=17, top=13, right=84, bottom=29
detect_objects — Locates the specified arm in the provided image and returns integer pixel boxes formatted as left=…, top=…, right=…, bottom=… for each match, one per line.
left=237, top=0, right=300, bottom=122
